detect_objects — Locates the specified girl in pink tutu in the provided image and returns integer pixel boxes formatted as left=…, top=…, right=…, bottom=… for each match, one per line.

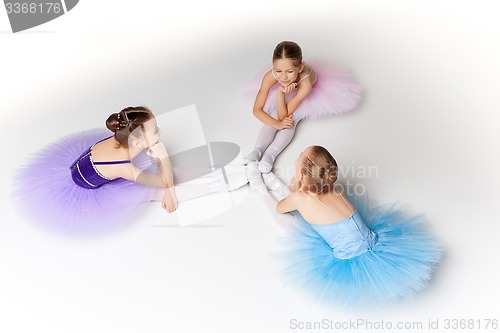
left=242, top=41, right=362, bottom=173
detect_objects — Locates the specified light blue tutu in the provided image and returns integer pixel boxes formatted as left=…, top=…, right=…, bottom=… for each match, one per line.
left=275, top=194, right=442, bottom=307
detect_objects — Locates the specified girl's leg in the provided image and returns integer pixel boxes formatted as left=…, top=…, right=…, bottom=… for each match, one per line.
left=152, top=168, right=247, bottom=202
left=246, top=162, right=296, bottom=228
left=262, top=172, right=291, bottom=201
left=258, top=118, right=302, bottom=173
left=243, top=124, right=278, bottom=165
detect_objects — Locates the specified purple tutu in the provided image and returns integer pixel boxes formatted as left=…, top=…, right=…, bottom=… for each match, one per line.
left=240, top=60, right=362, bottom=120
left=11, top=128, right=156, bottom=234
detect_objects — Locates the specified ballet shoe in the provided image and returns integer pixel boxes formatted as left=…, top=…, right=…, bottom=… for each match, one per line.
left=258, top=161, right=273, bottom=174
left=246, top=162, right=267, bottom=194
left=242, top=149, right=262, bottom=165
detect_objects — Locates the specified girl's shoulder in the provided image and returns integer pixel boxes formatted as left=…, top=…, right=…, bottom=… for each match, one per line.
left=263, top=68, right=276, bottom=81
left=291, top=190, right=312, bottom=206
left=260, top=69, right=278, bottom=88
left=92, top=139, right=130, bottom=163
left=297, top=63, right=316, bottom=85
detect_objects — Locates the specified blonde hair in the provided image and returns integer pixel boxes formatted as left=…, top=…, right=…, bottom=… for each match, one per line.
left=300, top=146, right=338, bottom=194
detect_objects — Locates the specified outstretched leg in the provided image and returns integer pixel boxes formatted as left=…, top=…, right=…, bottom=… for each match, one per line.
left=262, top=172, right=291, bottom=201
left=258, top=118, right=302, bottom=173
left=152, top=167, right=247, bottom=202
left=243, top=124, right=278, bottom=165
left=246, top=162, right=296, bottom=228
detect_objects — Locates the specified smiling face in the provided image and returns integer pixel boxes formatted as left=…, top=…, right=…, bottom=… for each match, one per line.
left=273, top=58, right=303, bottom=87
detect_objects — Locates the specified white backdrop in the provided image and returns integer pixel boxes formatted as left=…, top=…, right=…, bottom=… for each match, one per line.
left=1, top=1, right=499, bottom=332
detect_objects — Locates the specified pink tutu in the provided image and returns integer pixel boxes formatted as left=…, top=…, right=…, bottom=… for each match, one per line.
left=240, top=60, right=362, bottom=120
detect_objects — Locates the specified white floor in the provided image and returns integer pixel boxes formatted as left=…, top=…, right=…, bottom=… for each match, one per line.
left=1, top=1, right=499, bottom=332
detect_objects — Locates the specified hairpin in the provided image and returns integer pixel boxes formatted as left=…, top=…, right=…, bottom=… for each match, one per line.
left=117, top=111, right=130, bottom=128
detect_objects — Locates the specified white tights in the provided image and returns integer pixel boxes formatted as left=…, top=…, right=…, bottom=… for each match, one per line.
left=245, top=161, right=296, bottom=228
left=244, top=116, right=303, bottom=173
left=153, top=167, right=247, bottom=202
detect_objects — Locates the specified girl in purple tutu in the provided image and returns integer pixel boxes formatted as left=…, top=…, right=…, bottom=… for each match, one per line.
left=86, top=106, right=177, bottom=212
left=12, top=106, right=247, bottom=234
left=242, top=41, right=362, bottom=173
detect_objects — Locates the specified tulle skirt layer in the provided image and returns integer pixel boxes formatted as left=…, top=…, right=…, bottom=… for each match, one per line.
left=240, top=60, right=362, bottom=120
left=11, top=128, right=155, bottom=234
left=275, top=194, right=442, bottom=307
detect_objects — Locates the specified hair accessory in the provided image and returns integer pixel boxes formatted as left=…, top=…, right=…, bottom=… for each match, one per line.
left=117, top=111, right=130, bottom=128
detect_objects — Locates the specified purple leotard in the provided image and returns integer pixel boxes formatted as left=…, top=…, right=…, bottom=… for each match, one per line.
left=69, top=137, right=131, bottom=189
left=12, top=128, right=153, bottom=234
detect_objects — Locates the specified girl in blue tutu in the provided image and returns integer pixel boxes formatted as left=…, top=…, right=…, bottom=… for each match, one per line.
left=241, top=41, right=362, bottom=173
left=246, top=146, right=442, bottom=307
left=12, top=106, right=247, bottom=234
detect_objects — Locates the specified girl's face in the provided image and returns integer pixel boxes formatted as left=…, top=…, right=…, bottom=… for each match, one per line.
left=130, top=117, right=161, bottom=149
left=273, top=58, right=303, bottom=87
left=141, top=118, right=161, bottom=148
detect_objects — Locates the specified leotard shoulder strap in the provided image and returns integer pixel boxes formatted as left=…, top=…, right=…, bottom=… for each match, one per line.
left=297, top=66, right=314, bottom=84
left=90, top=136, right=131, bottom=165
left=69, top=136, right=111, bottom=170
left=93, top=160, right=131, bottom=165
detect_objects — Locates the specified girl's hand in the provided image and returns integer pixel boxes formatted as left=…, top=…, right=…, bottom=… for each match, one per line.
left=162, top=187, right=178, bottom=213
left=147, top=142, right=168, bottom=159
left=274, top=115, right=294, bottom=130
left=279, top=82, right=298, bottom=94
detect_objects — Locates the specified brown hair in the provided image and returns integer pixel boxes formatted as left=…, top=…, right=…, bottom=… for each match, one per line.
left=106, top=106, right=154, bottom=148
left=273, top=41, right=303, bottom=67
left=300, top=146, right=338, bottom=195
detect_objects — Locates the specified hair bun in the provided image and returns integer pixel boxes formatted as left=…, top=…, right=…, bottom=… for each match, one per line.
left=326, top=165, right=338, bottom=182
left=106, top=113, right=120, bottom=133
